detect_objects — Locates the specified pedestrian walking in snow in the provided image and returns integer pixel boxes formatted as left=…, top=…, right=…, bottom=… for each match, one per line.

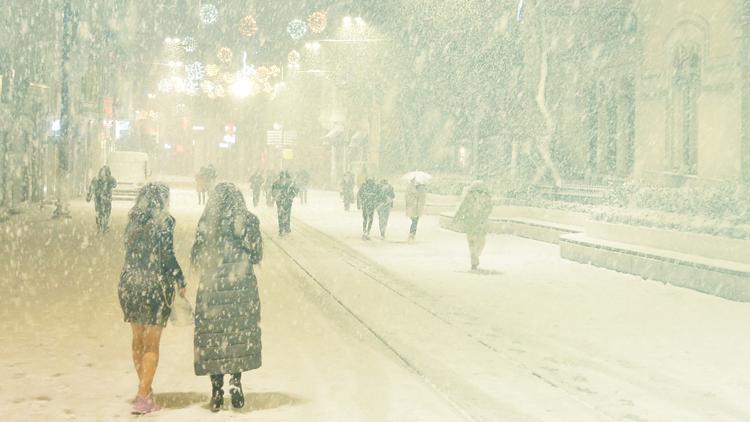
left=296, top=169, right=310, bottom=205
left=118, top=183, right=185, bottom=415
left=86, top=165, right=117, bottom=233
left=358, top=178, right=380, bottom=240
left=405, top=179, right=427, bottom=241
left=376, top=179, right=395, bottom=239
left=263, top=171, right=275, bottom=207
left=454, top=181, right=494, bottom=270
left=196, top=168, right=208, bottom=205
left=340, top=171, right=355, bottom=211
left=356, top=168, right=368, bottom=210
left=190, top=183, right=263, bottom=412
left=204, top=164, right=218, bottom=195
left=272, top=171, right=298, bottom=236
left=250, top=171, right=264, bottom=207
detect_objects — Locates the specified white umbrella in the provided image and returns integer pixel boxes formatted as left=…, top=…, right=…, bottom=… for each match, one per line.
left=402, top=171, right=432, bottom=184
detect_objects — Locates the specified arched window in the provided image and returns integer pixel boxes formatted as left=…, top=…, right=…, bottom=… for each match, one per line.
left=670, top=42, right=701, bottom=174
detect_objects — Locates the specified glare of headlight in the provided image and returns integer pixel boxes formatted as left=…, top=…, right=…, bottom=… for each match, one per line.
left=343, top=16, right=353, bottom=29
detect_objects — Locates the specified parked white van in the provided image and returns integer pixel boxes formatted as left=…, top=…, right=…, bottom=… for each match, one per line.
left=108, top=151, right=149, bottom=200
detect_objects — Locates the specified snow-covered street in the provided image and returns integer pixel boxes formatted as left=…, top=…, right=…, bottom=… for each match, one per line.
left=3, top=188, right=749, bottom=421
left=0, top=190, right=464, bottom=421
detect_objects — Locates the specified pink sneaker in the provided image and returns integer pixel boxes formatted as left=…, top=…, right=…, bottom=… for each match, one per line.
left=132, top=393, right=162, bottom=415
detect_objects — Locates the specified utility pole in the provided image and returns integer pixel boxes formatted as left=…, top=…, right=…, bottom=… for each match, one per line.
left=53, top=0, right=74, bottom=218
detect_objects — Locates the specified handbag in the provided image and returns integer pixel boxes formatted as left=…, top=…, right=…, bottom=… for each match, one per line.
left=170, top=294, right=194, bottom=327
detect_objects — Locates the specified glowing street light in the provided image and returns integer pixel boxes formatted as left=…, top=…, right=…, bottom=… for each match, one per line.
left=231, top=77, right=254, bottom=98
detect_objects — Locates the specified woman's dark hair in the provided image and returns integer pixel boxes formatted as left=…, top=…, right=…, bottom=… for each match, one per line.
left=124, top=183, right=170, bottom=244
left=198, top=182, right=250, bottom=240
left=99, top=165, right=112, bottom=179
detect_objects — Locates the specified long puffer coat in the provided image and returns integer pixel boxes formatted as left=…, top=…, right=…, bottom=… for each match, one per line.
left=454, top=182, right=494, bottom=236
left=191, top=213, right=264, bottom=376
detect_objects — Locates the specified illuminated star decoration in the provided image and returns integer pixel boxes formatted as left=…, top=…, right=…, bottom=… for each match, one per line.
left=239, top=15, right=258, bottom=37
left=308, top=11, right=327, bottom=34
left=200, top=4, right=218, bottom=25
left=256, top=66, right=270, bottom=81
left=163, top=37, right=184, bottom=59
left=288, top=50, right=301, bottom=66
left=205, top=64, right=219, bottom=77
left=185, top=79, right=198, bottom=96
left=158, top=78, right=173, bottom=93
left=217, top=47, right=233, bottom=64
left=182, top=36, right=197, bottom=53
left=185, top=61, right=205, bottom=81
left=287, top=19, right=308, bottom=41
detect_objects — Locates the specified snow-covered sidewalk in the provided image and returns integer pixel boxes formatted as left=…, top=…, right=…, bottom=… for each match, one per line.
left=276, top=189, right=750, bottom=421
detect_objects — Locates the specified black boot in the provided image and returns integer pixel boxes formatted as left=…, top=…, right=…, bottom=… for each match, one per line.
left=210, top=375, right=224, bottom=412
left=229, top=373, right=244, bottom=409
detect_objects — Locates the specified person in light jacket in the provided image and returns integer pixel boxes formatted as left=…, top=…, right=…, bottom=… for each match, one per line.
left=405, top=179, right=427, bottom=241
left=454, top=181, right=494, bottom=270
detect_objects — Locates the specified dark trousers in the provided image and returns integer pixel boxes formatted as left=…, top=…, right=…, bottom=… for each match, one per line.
left=277, top=203, right=292, bottom=234
left=409, top=217, right=420, bottom=237
left=95, top=200, right=112, bottom=233
left=362, top=207, right=375, bottom=235
left=377, top=207, right=391, bottom=237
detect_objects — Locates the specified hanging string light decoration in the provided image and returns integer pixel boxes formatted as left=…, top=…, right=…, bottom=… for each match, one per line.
left=185, top=80, right=198, bottom=96
left=269, top=65, right=281, bottom=77
left=222, top=72, right=236, bottom=84
left=200, top=4, right=218, bottom=24
left=185, top=61, right=205, bottom=81
left=217, top=47, right=233, bottom=64
left=200, top=80, right=216, bottom=94
left=287, top=50, right=301, bottom=66
left=205, top=64, right=220, bottom=77
left=158, top=78, right=173, bottom=93
left=239, top=15, right=258, bottom=37
left=256, top=66, right=271, bottom=81
left=287, top=19, right=308, bottom=41
left=308, top=11, right=327, bottom=34
left=163, top=37, right=184, bottom=59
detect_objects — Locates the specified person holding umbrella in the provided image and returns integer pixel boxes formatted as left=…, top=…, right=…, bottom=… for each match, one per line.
left=403, top=171, right=430, bottom=241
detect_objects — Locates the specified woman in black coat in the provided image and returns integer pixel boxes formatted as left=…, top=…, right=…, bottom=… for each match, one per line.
left=191, top=182, right=263, bottom=412
left=118, top=182, right=186, bottom=415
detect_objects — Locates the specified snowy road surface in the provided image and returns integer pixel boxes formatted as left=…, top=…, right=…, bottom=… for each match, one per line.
left=2, top=187, right=750, bottom=421
left=0, top=190, right=464, bottom=421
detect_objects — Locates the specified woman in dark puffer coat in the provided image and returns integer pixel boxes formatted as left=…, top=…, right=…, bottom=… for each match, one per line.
left=191, top=182, right=263, bottom=412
